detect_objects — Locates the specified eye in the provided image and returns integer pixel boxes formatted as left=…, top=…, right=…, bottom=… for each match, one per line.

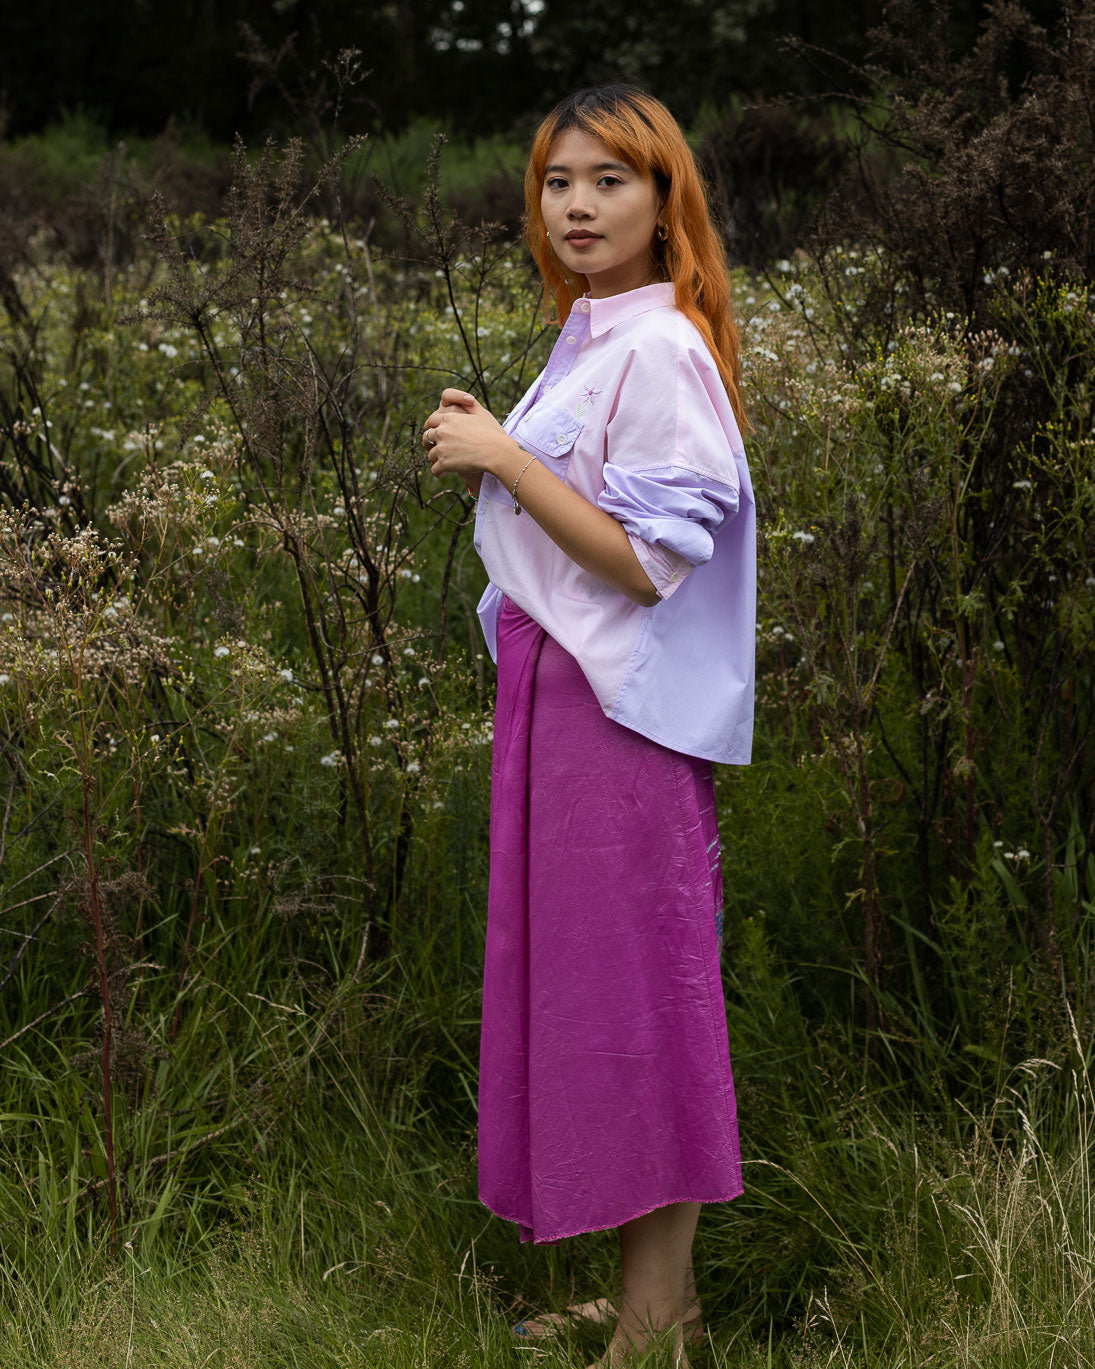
left=545, top=175, right=568, bottom=191
left=598, top=175, right=624, bottom=187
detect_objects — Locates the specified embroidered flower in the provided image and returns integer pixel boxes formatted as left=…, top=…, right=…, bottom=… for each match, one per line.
left=575, top=383, right=602, bottom=419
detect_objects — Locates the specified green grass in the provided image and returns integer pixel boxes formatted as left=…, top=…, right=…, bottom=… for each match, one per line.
left=2, top=913, right=1092, bottom=1367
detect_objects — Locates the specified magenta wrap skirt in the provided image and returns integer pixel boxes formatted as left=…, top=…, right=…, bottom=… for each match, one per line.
left=477, top=595, right=743, bottom=1245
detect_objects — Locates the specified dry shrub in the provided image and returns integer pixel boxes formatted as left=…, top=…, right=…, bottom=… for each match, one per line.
left=817, top=0, right=1095, bottom=326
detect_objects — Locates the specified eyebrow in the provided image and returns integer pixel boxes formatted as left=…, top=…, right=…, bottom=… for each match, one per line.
left=545, top=161, right=632, bottom=174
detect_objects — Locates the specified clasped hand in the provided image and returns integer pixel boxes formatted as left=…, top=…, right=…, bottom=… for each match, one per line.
left=422, top=389, right=517, bottom=496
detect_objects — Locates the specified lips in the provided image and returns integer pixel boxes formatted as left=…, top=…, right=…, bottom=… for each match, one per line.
left=564, top=231, right=602, bottom=248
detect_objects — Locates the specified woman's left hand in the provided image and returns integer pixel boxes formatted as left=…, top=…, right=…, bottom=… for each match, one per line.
left=422, top=389, right=518, bottom=489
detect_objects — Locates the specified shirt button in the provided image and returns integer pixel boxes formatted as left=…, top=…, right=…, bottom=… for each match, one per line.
left=579, top=300, right=590, bottom=313
left=566, top=335, right=577, bottom=345
left=556, top=433, right=568, bottom=445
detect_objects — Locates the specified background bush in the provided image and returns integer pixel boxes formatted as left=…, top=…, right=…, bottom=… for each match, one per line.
left=0, top=3, right=1092, bottom=1366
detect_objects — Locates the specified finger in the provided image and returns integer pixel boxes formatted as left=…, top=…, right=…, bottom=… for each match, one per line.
left=440, top=388, right=477, bottom=410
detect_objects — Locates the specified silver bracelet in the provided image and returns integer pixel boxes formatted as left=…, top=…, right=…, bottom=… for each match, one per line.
left=511, top=452, right=537, bottom=515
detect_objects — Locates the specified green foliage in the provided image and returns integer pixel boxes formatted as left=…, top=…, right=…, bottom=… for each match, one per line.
left=0, top=85, right=1093, bottom=1365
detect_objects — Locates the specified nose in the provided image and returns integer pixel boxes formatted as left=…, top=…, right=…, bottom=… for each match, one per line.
left=565, top=185, right=594, bottom=219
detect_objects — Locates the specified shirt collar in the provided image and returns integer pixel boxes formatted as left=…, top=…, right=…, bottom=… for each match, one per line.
left=582, top=281, right=676, bottom=339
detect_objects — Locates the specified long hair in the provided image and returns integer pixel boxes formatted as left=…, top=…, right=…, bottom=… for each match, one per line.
left=524, top=85, right=748, bottom=430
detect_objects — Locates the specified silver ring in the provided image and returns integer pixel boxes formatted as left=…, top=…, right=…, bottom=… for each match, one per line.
left=425, top=428, right=437, bottom=447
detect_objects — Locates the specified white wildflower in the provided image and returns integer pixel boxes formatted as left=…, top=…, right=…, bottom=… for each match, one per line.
left=214, top=645, right=230, bottom=658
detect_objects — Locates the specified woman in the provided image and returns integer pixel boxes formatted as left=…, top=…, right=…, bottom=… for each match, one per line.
left=422, top=85, right=755, bottom=1369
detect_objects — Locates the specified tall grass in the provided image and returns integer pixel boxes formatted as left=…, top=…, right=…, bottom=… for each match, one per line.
left=1, top=908, right=1091, bottom=1366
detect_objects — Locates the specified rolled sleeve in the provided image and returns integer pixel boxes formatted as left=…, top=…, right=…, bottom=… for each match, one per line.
left=598, top=464, right=740, bottom=600
left=626, top=533, right=694, bottom=601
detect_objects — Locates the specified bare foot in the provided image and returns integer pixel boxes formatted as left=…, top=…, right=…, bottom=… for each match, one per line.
left=585, top=1326, right=691, bottom=1369
left=515, top=1295, right=702, bottom=1343
left=513, top=1297, right=616, bottom=1338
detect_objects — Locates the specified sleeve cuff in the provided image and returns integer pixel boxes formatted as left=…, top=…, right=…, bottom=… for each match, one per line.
left=628, top=533, right=694, bottom=601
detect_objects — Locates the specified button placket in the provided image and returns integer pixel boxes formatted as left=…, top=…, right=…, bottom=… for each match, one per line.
left=535, top=306, right=590, bottom=405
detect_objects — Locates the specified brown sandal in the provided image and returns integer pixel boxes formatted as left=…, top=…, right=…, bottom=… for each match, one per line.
left=512, top=1297, right=704, bottom=1344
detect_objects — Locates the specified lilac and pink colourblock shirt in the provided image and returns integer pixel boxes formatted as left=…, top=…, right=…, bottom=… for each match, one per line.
left=474, top=280, right=756, bottom=765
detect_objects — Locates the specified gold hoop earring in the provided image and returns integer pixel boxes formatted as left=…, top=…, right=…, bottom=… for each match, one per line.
left=545, top=230, right=551, bottom=240
left=657, top=223, right=668, bottom=242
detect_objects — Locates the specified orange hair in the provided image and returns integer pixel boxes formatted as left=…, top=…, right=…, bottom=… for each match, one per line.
left=524, top=85, right=749, bottom=431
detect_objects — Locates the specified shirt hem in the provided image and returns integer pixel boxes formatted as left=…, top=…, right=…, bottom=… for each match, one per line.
left=603, top=701, right=754, bottom=766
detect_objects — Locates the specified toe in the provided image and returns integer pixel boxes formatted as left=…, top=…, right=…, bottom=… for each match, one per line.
left=568, top=1297, right=616, bottom=1324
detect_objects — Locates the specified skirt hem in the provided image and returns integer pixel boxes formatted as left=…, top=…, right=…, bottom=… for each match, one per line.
left=480, top=1186, right=746, bottom=1246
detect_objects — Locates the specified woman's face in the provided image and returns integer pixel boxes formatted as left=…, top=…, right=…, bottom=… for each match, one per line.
left=540, top=128, right=663, bottom=299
